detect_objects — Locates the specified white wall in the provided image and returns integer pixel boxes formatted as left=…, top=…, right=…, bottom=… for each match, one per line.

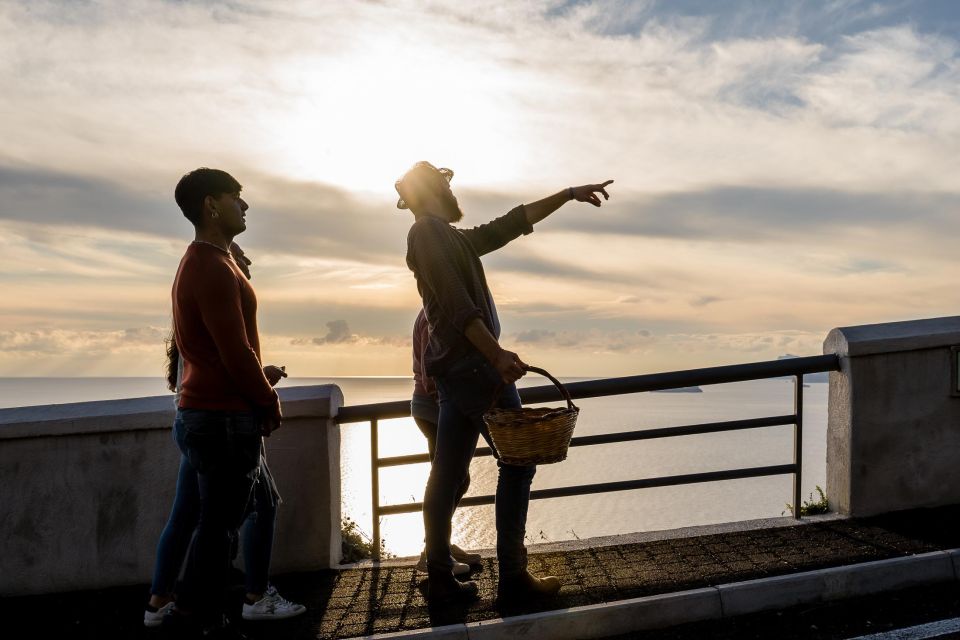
left=825, top=316, right=960, bottom=516
left=0, top=385, right=342, bottom=596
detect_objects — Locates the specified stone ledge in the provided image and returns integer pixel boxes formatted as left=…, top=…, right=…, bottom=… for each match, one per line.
left=824, top=315, right=960, bottom=358
left=0, top=384, right=342, bottom=440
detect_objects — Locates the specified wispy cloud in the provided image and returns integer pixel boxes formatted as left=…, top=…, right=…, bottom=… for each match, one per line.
left=0, top=326, right=167, bottom=355
left=0, top=0, right=957, bottom=376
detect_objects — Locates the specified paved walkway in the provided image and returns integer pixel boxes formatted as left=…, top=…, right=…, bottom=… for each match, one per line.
left=5, top=505, right=960, bottom=639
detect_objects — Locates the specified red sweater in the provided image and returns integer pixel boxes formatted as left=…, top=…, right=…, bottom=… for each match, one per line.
left=172, top=242, right=278, bottom=414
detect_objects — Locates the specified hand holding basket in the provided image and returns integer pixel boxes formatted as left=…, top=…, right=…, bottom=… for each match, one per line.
left=483, top=366, right=579, bottom=466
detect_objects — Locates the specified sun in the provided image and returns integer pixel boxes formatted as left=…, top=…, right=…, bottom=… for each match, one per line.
left=260, top=32, right=530, bottom=195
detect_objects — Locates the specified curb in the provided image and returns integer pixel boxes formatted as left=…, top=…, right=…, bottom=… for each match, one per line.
left=345, top=550, right=959, bottom=640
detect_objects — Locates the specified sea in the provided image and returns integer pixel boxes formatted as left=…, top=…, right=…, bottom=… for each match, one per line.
left=0, top=376, right=827, bottom=558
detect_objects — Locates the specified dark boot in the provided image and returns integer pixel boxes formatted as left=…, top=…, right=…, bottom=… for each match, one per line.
left=427, top=568, right=479, bottom=603
left=497, top=570, right=561, bottom=605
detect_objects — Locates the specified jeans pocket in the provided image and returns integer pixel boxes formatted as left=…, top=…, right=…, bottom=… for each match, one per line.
left=182, top=423, right=225, bottom=474
left=228, top=432, right=262, bottom=476
left=225, top=414, right=263, bottom=476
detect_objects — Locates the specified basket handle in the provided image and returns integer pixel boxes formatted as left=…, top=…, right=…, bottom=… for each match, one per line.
left=523, top=366, right=578, bottom=411
left=486, top=365, right=578, bottom=413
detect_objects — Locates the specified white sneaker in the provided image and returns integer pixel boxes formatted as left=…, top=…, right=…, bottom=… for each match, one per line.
left=241, top=584, right=306, bottom=621
left=417, top=550, right=471, bottom=576
left=143, top=601, right=175, bottom=628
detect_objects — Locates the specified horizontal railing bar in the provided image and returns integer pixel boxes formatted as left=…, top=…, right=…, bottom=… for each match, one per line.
left=336, top=354, right=838, bottom=423
left=520, top=355, right=838, bottom=406
left=378, top=446, right=494, bottom=468
left=568, top=414, right=797, bottom=447
left=377, top=452, right=430, bottom=467
left=375, top=415, right=796, bottom=468
left=338, top=400, right=411, bottom=423
left=377, top=464, right=797, bottom=515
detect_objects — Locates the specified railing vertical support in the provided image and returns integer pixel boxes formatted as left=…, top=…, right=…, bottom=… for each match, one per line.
left=793, top=374, right=804, bottom=520
left=370, top=417, right=381, bottom=560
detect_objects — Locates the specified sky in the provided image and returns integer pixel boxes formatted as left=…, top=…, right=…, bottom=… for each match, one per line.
left=0, top=0, right=958, bottom=378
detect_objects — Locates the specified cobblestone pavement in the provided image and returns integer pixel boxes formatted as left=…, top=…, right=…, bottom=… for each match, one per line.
left=5, top=505, right=960, bottom=639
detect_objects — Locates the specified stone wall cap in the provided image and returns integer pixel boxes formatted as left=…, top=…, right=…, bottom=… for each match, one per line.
left=824, top=316, right=960, bottom=357
left=0, top=384, right=343, bottom=440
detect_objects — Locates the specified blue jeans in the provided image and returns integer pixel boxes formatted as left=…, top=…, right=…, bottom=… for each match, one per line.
left=150, top=412, right=277, bottom=599
left=168, top=408, right=263, bottom=619
left=424, top=354, right=536, bottom=576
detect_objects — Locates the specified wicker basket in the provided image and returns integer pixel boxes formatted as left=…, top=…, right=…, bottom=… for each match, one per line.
left=483, top=366, right=579, bottom=466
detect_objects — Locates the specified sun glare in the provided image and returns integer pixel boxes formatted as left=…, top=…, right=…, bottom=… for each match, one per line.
left=265, top=33, right=528, bottom=193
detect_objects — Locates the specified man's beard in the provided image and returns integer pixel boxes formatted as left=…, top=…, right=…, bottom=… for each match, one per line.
left=441, top=190, right=464, bottom=223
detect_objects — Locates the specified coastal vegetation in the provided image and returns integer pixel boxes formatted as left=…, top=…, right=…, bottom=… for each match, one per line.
left=341, top=516, right=393, bottom=562
left=784, top=485, right=829, bottom=517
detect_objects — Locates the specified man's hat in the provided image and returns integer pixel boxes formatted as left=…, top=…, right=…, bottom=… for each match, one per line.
left=395, top=161, right=454, bottom=210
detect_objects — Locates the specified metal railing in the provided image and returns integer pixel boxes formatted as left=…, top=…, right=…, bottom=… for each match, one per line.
left=335, top=354, right=840, bottom=560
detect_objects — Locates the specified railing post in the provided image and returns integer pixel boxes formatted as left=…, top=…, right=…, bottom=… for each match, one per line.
left=793, top=374, right=804, bottom=520
left=370, top=417, right=381, bottom=561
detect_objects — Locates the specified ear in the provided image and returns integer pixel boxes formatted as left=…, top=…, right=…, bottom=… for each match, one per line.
left=203, top=195, right=219, bottom=217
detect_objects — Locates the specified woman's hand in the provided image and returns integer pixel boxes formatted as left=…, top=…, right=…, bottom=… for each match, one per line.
left=264, top=365, right=287, bottom=386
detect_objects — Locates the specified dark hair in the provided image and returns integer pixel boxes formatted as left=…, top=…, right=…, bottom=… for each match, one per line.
left=174, top=168, right=242, bottom=225
left=164, top=330, right=179, bottom=393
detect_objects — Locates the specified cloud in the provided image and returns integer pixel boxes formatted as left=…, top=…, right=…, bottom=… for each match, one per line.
left=290, top=320, right=409, bottom=348
left=291, top=319, right=358, bottom=345
left=800, top=26, right=960, bottom=133
left=0, top=164, right=411, bottom=265
left=833, top=259, right=905, bottom=275
left=691, top=296, right=722, bottom=307
left=0, top=1, right=958, bottom=376
left=507, top=326, right=817, bottom=358
left=564, top=1, right=957, bottom=48
left=484, top=250, right=658, bottom=286
left=0, top=166, right=179, bottom=237
left=317, top=319, right=355, bottom=345
left=670, top=330, right=825, bottom=355
left=551, top=186, right=959, bottom=248
left=515, top=329, right=557, bottom=343
left=0, top=326, right=167, bottom=355
left=508, top=327, right=656, bottom=352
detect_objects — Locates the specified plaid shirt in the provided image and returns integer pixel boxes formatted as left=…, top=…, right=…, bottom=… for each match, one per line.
left=406, top=205, right=532, bottom=376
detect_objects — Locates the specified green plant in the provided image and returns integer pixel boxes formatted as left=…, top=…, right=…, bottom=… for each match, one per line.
left=783, top=485, right=829, bottom=517
left=340, top=516, right=393, bottom=563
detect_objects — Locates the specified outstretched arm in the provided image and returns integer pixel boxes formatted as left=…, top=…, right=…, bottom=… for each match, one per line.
left=524, top=180, right=615, bottom=226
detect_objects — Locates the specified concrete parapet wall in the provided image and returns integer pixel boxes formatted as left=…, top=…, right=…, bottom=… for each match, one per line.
left=0, top=384, right=343, bottom=596
left=824, top=316, right=960, bottom=516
